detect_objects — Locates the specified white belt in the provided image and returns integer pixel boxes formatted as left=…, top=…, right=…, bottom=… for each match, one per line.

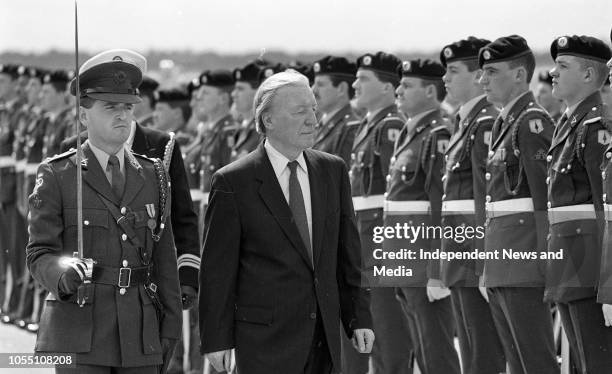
left=15, top=160, right=26, bottom=172
left=0, top=156, right=14, bottom=168
left=25, top=163, right=38, bottom=176
left=442, top=199, right=475, bottom=215
left=352, top=194, right=384, bottom=211
left=190, top=189, right=209, bottom=203
left=486, top=197, right=533, bottom=219
left=383, top=200, right=431, bottom=215
left=603, top=204, right=612, bottom=221
left=549, top=204, right=596, bottom=224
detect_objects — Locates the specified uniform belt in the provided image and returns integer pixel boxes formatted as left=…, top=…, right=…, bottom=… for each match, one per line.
left=486, top=198, right=534, bottom=219
left=442, top=199, right=475, bottom=215
left=92, top=265, right=151, bottom=288
left=548, top=204, right=596, bottom=225
left=383, top=200, right=431, bottom=215
left=25, top=163, right=38, bottom=176
left=190, top=189, right=209, bottom=203
left=15, top=160, right=26, bottom=172
left=0, top=156, right=14, bottom=168
left=352, top=194, right=384, bottom=211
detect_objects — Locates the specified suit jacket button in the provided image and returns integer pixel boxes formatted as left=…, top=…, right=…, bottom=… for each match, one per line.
left=310, top=312, right=316, bottom=320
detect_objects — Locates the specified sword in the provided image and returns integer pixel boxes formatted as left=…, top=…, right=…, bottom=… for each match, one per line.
left=72, top=0, right=94, bottom=307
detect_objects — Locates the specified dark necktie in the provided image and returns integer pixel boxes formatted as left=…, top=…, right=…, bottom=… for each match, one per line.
left=107, top=155, right=125, bottom=199
left=491, top=115, right=504, bottom=143
left=287, top=160, right=312, bottom=265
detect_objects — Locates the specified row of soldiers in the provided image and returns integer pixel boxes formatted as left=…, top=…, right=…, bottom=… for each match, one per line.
left=2, top=31, right=612, bottom=374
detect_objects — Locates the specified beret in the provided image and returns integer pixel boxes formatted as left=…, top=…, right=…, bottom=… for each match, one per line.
left=313, top=55, right=356, bottom=79
left=478, top=35, right=533, bottom=68
left=440, top=36, right=490, bottom=67
left=356, top=51, right=402, bottom=80
left=550, top=35, right=611, bottom=63
left=153, top=88, right=189, bottom=103
left=398, top=58, right=445, bottom=80
left=199, top=69, right=235, bottom=87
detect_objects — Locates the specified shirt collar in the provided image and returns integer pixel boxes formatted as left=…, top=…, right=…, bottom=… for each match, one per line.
left=88, top=140, right=125, bottom=173
left=458, top=94, right=486, bottom=122
left=500, top=91, right=530, bottom=120
left=264, top=139, right=307, bottom=176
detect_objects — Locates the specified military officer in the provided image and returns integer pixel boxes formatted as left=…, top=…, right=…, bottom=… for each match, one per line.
left=386, top=58, right=459, bottom=374
left=0, top=64, right=23, bottom=319
left=194, top=69, right=236, bottom=216
left=133, top=76, right=159, bottom=128
left=535, top=71, right=564, bottom=123
left=478, top=35, right=558, bottom=374
left=229, top=61, right=265, bottom=163
left=439, top=37, right=506, bottom=374
left=311, top=55, right=359, bottom=166
left=26, top=49, right=182, bottom=373
left=547, top=35, right=612, bottom=373
left=349, top=51, right=410, bottom=374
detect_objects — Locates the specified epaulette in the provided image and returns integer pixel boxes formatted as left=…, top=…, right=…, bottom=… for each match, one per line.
left=44, top=148, right=76, bottom=163
left=431, top=124, right=450, bottom=134
left=126, top=150, right=146, bottom=171
left=476, top=115, right=495, bottom=123
left=582, top=104, right=603, bottom=126
left=132, top=152, right=156, bottom=163
left=347, top=120, right=361, bottom=127
left=381, top=114, right=403, bottom=124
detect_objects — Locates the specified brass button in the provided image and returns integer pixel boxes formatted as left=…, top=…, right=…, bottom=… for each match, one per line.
left=485, top=195, right=491, bottom=203
left=607, top=152, right=612, bottom=159
left=547, top=201, right=552, bottom=209
left=485, top=172, right=491, bottom=180
left=561, top=168, right=566, bottom=173
left=545, top=177, right=550, bottom=184
left=488, top=151, right=494, bottom=157
left=386, top=175, right=391, bottom=182
left=119, top=288, right=126, bottom=295
left=121, top=207, right=127, bottom=214
left=390, top=156, right=396, bottom=163
left=121, top=234, right=127, bottom=241
left=546, top=155, right=552, bottom=162
left=122, top=260, right=128, bottom=267
left=576, top=228, right=581, bottom=234
left=84, top=220, right=90, bottom=226
left=442, top=194, right=446, bottom=200
left=519, top=219, right=524, bottom=224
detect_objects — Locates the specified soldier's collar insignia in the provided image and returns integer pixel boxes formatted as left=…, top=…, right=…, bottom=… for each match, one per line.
left=507, top=114, right=515, bottom=124
left=571, top=116, right=577, bottom=124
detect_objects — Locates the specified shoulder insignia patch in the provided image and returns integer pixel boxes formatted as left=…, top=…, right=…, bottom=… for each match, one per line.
left=598, top=129, right=610, bottom=145
left=484, top=130, right=492, bottom=145
left=387, top=128, right=400, bottom=142
left=529, top=119, right=543, bottom=134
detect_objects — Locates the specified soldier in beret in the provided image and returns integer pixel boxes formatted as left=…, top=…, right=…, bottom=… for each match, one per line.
left=229, top=61, right=266, bottom=163
left=311, top=55, right=359, bottom=167
left=350, top=51, right=411, bottom=374
left=546, top=35, right=612, bottom=373
left=41, top=70, right=74, bottom=159
left=439, top=37, right=506, bottom=374
left=27, top=49, right=182, bottom=373
left=134, top=76, right=160, bottom=128
left=387, top=58, right=460, bottom=374
left=478, top=35, right=557, bottom=373
left=535, top=71, right=564, bottom=123
left=0, top=64, right=24, bottom=321
left=153, top=88, right=192, bottom=145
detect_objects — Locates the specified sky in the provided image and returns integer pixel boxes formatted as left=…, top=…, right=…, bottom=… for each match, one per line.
left=1, top=0, right=611, bottom=54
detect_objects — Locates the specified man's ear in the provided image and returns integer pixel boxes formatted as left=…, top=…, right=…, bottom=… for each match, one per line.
left=79, top=108, right=88, bottom=128
left=262, top=111, right=274, bottom=131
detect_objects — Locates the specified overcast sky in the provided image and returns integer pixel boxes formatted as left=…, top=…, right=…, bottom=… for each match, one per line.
left=1, top=0, right=611, bottom=54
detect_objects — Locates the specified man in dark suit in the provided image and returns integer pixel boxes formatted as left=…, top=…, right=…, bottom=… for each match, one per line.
left=27, top=49, right=182, bottom=373
left=199, top=70, right=374, bottom=374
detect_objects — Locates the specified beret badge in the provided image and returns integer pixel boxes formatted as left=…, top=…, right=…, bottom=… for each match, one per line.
left=558, top=37, right=568, bottom=48
left=363, top=55, right=372, bottom=66
left=483, top=50, right=491, bottom=60
left=402, top=61, right=411, bottom=72
left=443, top=47, right=453, bottom=59
left=313, top=63, right=321, bottom=73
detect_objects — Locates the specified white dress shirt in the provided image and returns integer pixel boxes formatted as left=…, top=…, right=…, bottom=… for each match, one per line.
left=264, top=140, right=313, bottom=245
left=88, top=140, right=125, bottom=185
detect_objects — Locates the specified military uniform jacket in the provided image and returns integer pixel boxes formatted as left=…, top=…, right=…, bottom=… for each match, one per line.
left=199, top=114, right=236, bottom=193
left=441, top=97, right=497, bottom=287
left=599, top=106, right=612, bottom=304
left=385, top=109, right=450, bottom=283
left=0, top=99, right=23, bottom=204
left=59, top=124, right=202, bottom=290
left=349, top=104, right=403, bottom=197
left=26, top=143, right=182, bottom=367
left=483, top=91, right=553, bottom=287
left=312, top=104, right=358, bottom=166
left=229, top=118, right=262, bottom=163
left=43, top=107, right=73, bottom=159
left=19, top=109, right=49, bottom=217
left=545, top=92, right=608, bottom=303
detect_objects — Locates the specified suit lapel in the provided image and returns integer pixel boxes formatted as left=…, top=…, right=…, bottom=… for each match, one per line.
left=304, top=150, right=326, bottom=268
left=80, top=142, right=120, bottom=206
left=255, top=144, right=313, bottom=269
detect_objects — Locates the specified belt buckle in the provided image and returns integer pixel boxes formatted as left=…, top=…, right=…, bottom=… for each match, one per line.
left=118, top=267, right=131, bottom=288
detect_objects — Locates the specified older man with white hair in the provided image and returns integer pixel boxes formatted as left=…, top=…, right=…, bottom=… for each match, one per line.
left=198, top=70, right=374, bottom=374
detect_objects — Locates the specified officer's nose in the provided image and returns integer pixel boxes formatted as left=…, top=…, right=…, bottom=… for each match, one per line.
left=395, top=85, right=402, bottom=97
left=478, top=73, right=488, bottom=86
left=549, top=66, right=558, bottom=78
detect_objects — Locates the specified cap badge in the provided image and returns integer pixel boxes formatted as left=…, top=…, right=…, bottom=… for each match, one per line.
left=443, top=47, right=453, bottom=59
left=363, top=55, right=372, bottom=66
left=264, top=68, right=273, bottom=78
left=313, top=62, right=321, bottom=73
left=44, top=74, right=51, bottom=83
left=402, top=61, right=411, bottom=72
left=113, top=70, right=127, bottom=85
left=200, top=75, right=208, bottom=84
left=558, top=37, right=568, bottom=48
left=235, top=70, right=241, bottom=80
left=112, top=55, right=123, bottom=62
left=17, top=66, right=26, bottom=75
left=483, top=50, right=491, bottom=60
